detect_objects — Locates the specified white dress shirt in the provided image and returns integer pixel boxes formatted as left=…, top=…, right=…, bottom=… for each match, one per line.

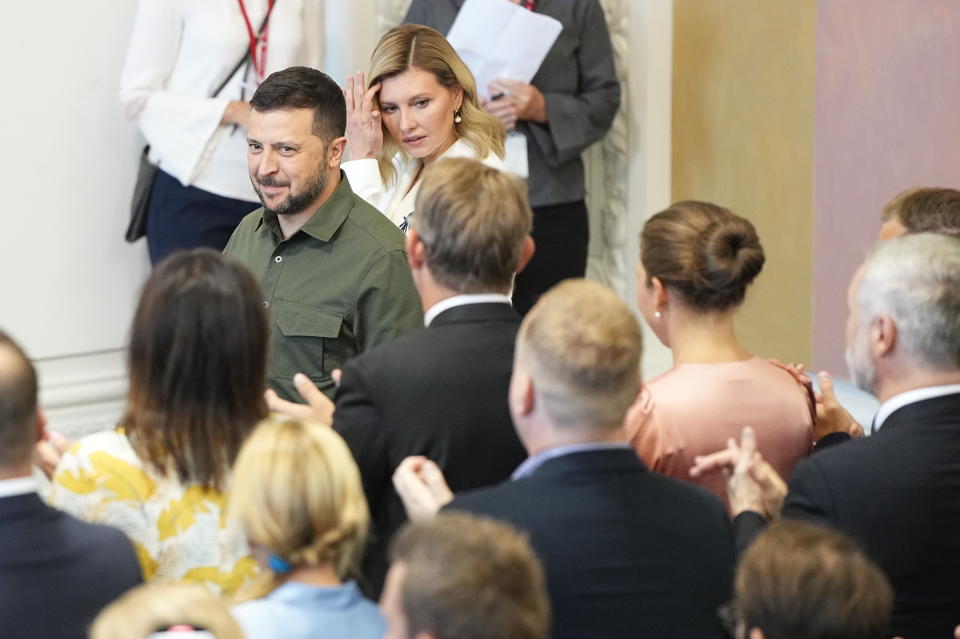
left=342, top=139, right=506, bottom=229
left=120, top=0, right=324, bottom=201
left=874, top=384, right=960, bottom=431
left=0, top=476, right=37, bottom=499
left=423, top=293, right=512, bottom=327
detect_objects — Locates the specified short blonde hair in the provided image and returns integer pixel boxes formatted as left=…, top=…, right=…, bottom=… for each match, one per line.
left=229, top=416, right=369, bottom=601
left=519, top=279, right=642, bottom=431
left=368, top=24, right=506, bottom=186
left=413, top=157, right=532, bottom=293
left=90, top=583, right=243, bottom=639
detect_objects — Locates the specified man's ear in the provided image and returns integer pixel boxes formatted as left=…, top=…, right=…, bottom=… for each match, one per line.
left=516, top=235, right=536, bottom=273
left=327, top=136, right=347, bottom=167
left=511, top=372, right=536, bottom=418
left=406, top=229, right=427, bottom=271
left=34, top=407, right=47, bottom=444
left=871, top=315, right=898, bottom=360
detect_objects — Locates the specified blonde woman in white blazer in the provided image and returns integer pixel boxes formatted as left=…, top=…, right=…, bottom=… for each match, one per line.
left=342, top=25, right=506, bottom=232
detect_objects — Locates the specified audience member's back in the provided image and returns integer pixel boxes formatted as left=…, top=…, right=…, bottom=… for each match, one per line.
left=0, top=331, right=141, bottom=639
left=446, top=281, right=735, bottom=639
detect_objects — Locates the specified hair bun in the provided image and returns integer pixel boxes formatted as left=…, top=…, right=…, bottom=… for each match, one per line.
left=700, top=218, right=765, bottom=292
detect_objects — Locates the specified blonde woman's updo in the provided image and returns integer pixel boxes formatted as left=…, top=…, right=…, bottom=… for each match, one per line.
left=640, top=201, right=766, bottom=312
left=368, top=24, right=506, bottom=185
left=230, top=416, right=369, bottom=601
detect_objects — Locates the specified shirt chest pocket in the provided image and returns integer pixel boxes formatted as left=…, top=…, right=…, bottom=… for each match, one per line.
left=273, top=301, right=344, bottom=386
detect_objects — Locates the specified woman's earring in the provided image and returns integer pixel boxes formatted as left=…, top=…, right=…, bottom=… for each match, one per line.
left=654, top=311, right=662, bottom=319
left=454, top=108, right=463, bottom=124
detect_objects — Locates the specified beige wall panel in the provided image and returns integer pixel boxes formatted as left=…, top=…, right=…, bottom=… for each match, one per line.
left=672, top=0, right=815, bottom=364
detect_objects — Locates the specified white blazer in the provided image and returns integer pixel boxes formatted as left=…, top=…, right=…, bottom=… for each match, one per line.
left=342, top=139, right=506, bottom=230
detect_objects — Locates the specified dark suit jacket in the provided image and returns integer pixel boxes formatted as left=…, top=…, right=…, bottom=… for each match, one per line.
left=736, top=392, right=960, bottom=638
left=448, top=448, right=735, bottom=639
left=334, top=302, right=527, bottom=595
left=0, top=492, right=142, bottom=639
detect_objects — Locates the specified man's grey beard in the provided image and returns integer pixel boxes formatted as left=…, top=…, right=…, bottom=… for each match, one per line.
left=845, top=336, right=876, bottom=394
left=255, top=169, right=326, bottom=217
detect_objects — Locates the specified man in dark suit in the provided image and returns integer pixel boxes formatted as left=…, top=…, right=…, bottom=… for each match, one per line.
left=394, top=280, right=735, bottom=639
left=316, top=157, right=532, bottom=595
left=695, top=233, right=960, bottom=638
left=0, top=330, right=142, bottom=639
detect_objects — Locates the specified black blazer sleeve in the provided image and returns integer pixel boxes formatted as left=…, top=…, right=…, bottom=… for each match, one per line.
left=781, top=457, right=835, bottom=523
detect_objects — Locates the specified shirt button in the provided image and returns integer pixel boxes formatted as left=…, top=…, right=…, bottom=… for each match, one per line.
left=263, top=301, right=269, bottom=309
left=274, top=256, right=283, bottom=263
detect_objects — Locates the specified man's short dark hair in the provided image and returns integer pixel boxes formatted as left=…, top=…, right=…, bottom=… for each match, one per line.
left=883, top=187, right=960, bottom=237
left=736, top=520, right=892, bottom=639
left=0, top=330, right=39, bottom=468
left=250, top=66, right=346, bottom=142
left=390, top=513, right=549, bottom=639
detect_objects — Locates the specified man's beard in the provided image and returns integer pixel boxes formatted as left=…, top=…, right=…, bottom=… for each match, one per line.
left=845, top=328, right=876, bottom=394
left=255, top=169, right=327, bottom=217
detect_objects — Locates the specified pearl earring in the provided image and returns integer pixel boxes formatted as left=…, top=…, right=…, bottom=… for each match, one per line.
left=654, top=311, right=662, bottom=319
left=454, top=108, right=463, bottom=124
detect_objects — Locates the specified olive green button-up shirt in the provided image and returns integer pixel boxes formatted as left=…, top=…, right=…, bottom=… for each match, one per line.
left=224, top=173, right=423, bottom=401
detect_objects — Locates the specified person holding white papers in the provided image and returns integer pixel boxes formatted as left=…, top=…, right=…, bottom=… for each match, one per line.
left=404, top=0, right=620, bottom=315
left=342, top=25, right=506, bottom=232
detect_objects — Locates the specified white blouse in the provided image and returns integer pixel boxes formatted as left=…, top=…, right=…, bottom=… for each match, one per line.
left=342, top=139, right=506, bottom=229
left=120, top=0, right=324, bottom=202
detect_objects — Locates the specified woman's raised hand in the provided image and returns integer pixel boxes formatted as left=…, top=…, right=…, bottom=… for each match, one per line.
left=344, top=71, right=383, bottom=160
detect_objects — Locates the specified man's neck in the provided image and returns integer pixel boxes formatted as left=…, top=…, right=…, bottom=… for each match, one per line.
left=875, top=368, right=960, bottom=404
left=0, top=464, right=32, bottom=481
left=524, top=424, right=628, bottom=458
left=277, top=171, right=341, bottom=240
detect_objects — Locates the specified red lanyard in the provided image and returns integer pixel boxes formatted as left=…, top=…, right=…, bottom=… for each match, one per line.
left=521, top=0, right=536, bottom=9
left=237, top=0, right=275, bottom=83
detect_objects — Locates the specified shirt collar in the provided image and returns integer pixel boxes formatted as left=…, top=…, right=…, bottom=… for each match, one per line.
left=424, top=294, right=512, bottom=327
left=257, top=171, right=355, bottom=242
left=874, top=384, right=960, bottom=430
left=0, top=475, right=37, bottom=499
left=511, top=442, right=633, bottom=480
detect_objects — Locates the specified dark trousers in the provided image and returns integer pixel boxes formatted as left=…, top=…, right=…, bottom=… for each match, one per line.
left=512, top=199, right=589, bottom=316
left=146, top=169, right=259, bottom=265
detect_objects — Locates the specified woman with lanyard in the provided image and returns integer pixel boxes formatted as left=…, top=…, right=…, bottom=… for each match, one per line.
left=403, top=0, right=620, bottom=315
left=120, top=0, right=323, bottom=265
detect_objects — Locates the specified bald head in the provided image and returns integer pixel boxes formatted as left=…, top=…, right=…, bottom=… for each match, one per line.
left=0, top=331, right=39, bottom=469
left=517, top=279, right=642, bottom=432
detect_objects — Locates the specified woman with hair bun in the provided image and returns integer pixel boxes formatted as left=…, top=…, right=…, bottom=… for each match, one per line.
left=627, top=201, right=814, bottom=502
left=342, top=24, right=506, bottom=232
left=229, top=416, right=384, bottom=639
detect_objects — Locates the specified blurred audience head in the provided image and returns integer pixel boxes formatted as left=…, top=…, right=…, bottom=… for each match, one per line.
left=638, top=201, right=764, bottom=343
left=410, top=157, right=533, bottom=295
left=90, top=582, right=244, bottom=639
left=230, top=416, right=368, bottom=600
left=383, top=512, right=548, bottom=639
left=880, top=186, right=960, bottom=239
left=513, top=279, right=641, bottom=441
left=122, top=249, right=268, bottom=490
left=0, top=330, right=40, bottom=474
left=733, top=520, right=892, bottom=639
left=251, top=66, right=347, bottom=144
left=846, top=233, right=960, bottom=395
left=367, top=24, right=505, bottom=184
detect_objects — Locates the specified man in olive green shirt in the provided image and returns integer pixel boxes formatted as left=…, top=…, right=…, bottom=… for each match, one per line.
left=224, top=66, right=422, bottom=401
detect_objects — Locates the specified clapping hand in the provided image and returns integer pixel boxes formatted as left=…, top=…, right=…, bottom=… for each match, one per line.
left=264, top=372, right=337, bottom=425
left=814, top=371, right=864, bottom=439
left=393, top=456, right=454, bottom=521
left=690, top=426, right=788, bottom=519
left=344, top=71, right=383, bottom=160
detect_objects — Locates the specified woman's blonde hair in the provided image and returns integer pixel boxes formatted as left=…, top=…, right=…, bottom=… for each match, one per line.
left=229, top=416, right=369, bottom=602
left=368, top=24, right=506, bottom=186
left=90, top=583, right=244, bottom=639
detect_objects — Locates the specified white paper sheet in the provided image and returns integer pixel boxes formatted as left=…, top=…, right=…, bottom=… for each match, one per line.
left=447, top=0, right=563, bottom=100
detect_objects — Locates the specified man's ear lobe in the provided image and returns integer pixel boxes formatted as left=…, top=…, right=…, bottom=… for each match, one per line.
left=328, top=136, right=347, bottom=166
left=406, top=230, right=427, bottom=270
left=872, top=315, right=898, bottom=358
left=516, top=236, right=536, bottom=273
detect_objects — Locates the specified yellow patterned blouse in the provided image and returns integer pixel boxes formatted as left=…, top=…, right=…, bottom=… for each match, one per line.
left=48, top=428, right=257, bottom=594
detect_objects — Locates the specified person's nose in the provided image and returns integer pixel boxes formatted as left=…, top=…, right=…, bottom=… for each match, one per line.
left=257, top=148, right=279, bottom=177
left=399, top=107, right=417, bottom=134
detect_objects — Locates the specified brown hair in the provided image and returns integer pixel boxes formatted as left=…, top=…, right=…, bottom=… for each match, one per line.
left=121, top=249, right=268, bottom=490
left=413, top=157, right=532, bottom=293
left=882, top=187, right=960, bottom=237
left=367, top=24, right=506, bottom=185
left=389, top=512, right=549, bottom=639
left=736, top=520, right=892, bottom=639
left=519, top=279, right=642, bottom=431
left=90, top=583, right=243, bottom=639
left=230, top=416, right=369, bottom=602
left=640, top=201, right=765, bottom=312
left=0, top=330, right=37, bottom=468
